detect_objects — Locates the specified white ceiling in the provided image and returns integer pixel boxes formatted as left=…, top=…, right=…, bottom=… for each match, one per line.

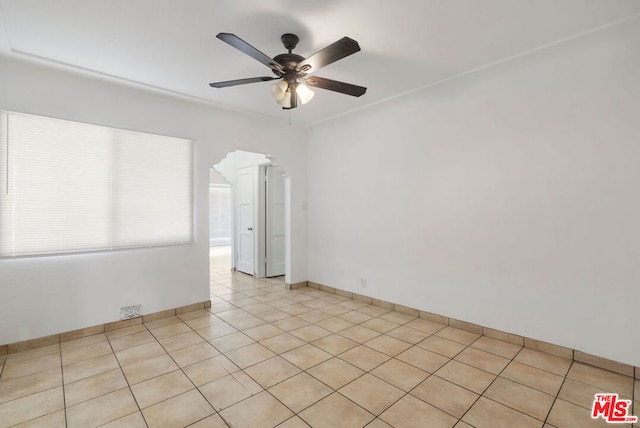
left=1, top=1, right=639, bottom=125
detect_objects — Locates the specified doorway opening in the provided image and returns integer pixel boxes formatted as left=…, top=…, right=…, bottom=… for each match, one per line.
left=211, top=150, right=288, bottom=281
left=209, top=169, right=232, bottom=275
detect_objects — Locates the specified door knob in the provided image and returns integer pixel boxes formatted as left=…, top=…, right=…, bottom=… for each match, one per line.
left=248, top=227, right=253, bottom=231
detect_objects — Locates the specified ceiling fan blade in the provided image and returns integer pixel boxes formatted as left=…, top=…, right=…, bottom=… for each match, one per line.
left=209, top=76, right=279, bottom=88
left=304, top=76, right=367, bottom=97
left=296, top=37, right=361, bottom=74
left=216, top=33, right=283, bottom=74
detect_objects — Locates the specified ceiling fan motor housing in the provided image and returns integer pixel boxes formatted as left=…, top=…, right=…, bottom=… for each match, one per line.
left=273, top=53, right=304, bottom=75
left=272, top=34, right=306, bottom=79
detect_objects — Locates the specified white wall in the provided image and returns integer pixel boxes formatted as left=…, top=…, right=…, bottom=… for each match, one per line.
left=0, top=53, right=307, bottom=345
left=306, top=18, right=640, bottom=366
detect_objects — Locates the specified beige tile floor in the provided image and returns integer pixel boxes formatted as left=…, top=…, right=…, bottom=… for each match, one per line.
left=0, top=248, right=637, bottom=427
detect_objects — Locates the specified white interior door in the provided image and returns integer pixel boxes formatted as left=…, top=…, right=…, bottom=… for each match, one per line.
left=235, top=166, right=254, bottom=275
left=266, top=166, right=285, bottom=277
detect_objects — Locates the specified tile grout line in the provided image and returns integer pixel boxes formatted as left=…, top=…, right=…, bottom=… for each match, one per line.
left=453, top=336, right=536, bottom=426
left=198, top=288, right=318, bottom=426
left=189, top=319, right=265, bottom=427
left=415, top=333, right=489, bottom=425
left=145, top=314, right=234, bottom=427
left=209, top=284, right=317, bottom=423
left=59, top=346, right=68, bottom=428
left=3, top=271, right=594, bottom=428
left=211, top=280, right=381, bottom=425
left=0, top=347, right=64, bottom=425
left=310, top=323, right=468, bottom=424
left=217, top=272, right=566, bottom=426
left=633, top=379, right=636, bottom=427
left=7, top=269, right=603, bottom=428
left=542, top=359, right=575, bottom=427
left=165, top=301, right=303, bottom=424
left=113, top=318, right=231, bottom=425
left=141, top=320, right=226, bottom=426
left=400, top=326, right=582, bottom=403
left=214, top=278, right=478, bottom=425
left=215, top=263, right=629, bottom=426
left=286, top=318, right=427, bottom=423
left=337, top=352, right=411, bottom=424
left=101, top=332, right=149, bottom=428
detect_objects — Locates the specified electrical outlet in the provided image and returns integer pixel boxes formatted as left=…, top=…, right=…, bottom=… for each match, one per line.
left=360, top=278, right=367, bottom=288
left=120, top=304, right=141, bottom=320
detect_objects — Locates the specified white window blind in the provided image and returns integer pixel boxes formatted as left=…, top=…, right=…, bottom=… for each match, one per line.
left=0, top=111, right=193, bottom=257
left=209, top=184, right=231, bottom=246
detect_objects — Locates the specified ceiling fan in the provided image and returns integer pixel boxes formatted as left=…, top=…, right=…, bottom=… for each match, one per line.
left=209, top=33, right=367, bottom=109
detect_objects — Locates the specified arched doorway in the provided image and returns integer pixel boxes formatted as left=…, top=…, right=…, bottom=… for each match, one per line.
left=210, top=150, right=288, bottom=281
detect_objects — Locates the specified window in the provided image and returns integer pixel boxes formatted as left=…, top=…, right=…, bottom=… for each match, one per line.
left=209, top=184, right=231, bottom=246
left=0, top=111, right=193, bottom=257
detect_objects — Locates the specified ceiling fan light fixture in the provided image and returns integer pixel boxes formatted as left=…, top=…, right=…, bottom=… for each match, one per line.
left=297, top=82, right=315, bottom=105
left=270, top=80, right=288, bottom=101
left=276, top=89, right=292, bottom=108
